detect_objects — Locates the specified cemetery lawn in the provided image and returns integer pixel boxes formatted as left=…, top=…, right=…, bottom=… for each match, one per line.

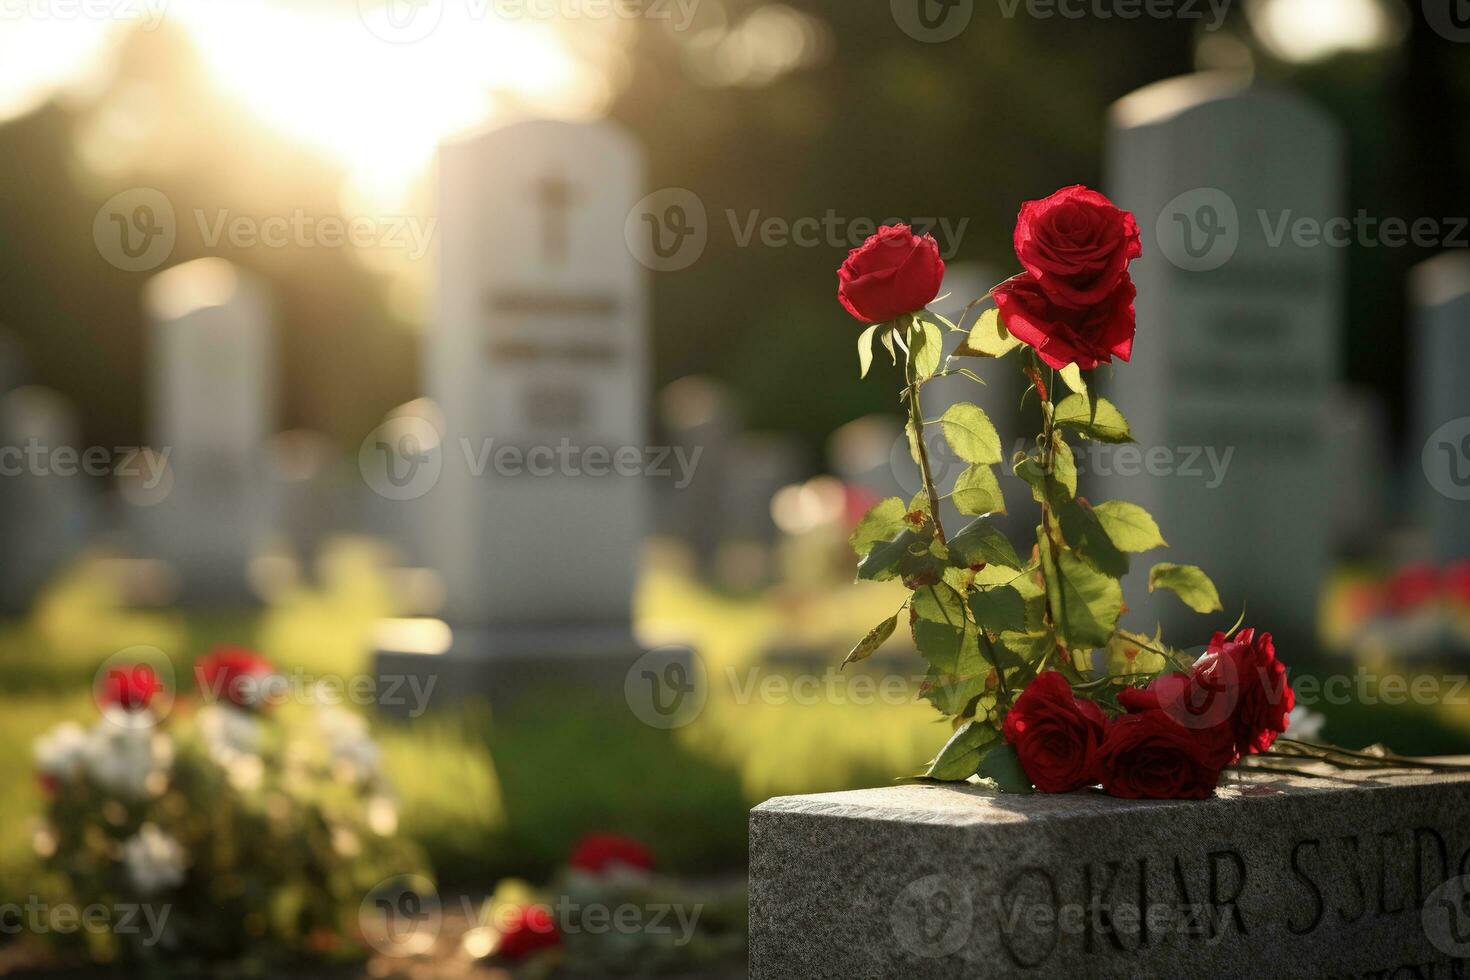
left=6, top=541, right=1470, bottom=899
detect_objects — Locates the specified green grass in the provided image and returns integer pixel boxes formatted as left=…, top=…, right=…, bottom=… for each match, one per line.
left=10, top=539, right=1465, bottom=897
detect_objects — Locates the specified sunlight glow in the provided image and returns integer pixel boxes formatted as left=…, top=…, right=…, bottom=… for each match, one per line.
left=1245, top=0, right=1406, bottom=64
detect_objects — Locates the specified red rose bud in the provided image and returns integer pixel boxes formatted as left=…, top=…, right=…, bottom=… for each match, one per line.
left=1096, top=709, right=1229, bottom=800
left=567, top=833, right=655, bottom=875
left=495, top=904, right=560, bottom=961
left=994, top=272, right=1136, bottom=372
left=194, top=645, right=276, bottom=709
left=837, top=225, right=945, bottom=324
left=100, top=663, right=163, bottom=712
left=1013, top=185, right=1141, bottom=311
left=1002, top=671, right=1107, bottom=793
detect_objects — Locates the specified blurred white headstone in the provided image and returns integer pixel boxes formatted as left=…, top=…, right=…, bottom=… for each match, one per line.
left=1100, top=74, right=1343, bottom=645
left=1411, top=252, right=1470, bottom=562
left=0, top=386, right=93, bottom=611
left=142, top=258, right=276, bottom=605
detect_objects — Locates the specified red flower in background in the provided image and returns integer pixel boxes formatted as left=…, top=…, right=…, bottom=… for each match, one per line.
left=837, top=225, right=946, bottom=325
left=1003, top=671, right=1107, bottom=792
left=1096, top=709, right=1229, bottom=800
left=495, top=904, right=560, bottom=960
left=1013, top=185, right=1141, bottom=310
left=568, top=833, right=655, bottom=875
left=1387, top=563, right=1441, bottom=612
left=993, top=272, right=1136, bottom=371
left=100, top=663, right=164, bottom=712
left=1447, top=561, right=1470, bottom=608
left=194, top=646, right=276, bottom=709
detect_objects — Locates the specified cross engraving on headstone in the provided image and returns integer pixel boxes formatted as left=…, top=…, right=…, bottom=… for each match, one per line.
left=535, top=174, right=577, bottom=263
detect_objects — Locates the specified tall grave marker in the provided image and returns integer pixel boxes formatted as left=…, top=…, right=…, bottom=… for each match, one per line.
left=1098, top=74, right=1343, bottom=646
left=1411, top=252, right=1470, bottom=563
left=376, top=119, right=684, bottom=711
left=143, top=258, right=276, bottom=605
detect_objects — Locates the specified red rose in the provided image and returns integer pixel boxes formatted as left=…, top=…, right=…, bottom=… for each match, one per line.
left=495, top=904, right=560, bottom=960
left=837, top=225, right=945, bottom=324
left=1193, top=628, right=1294, bottom=756
left=1096, top=710, right=1229, bottom=800
left=993, top=272, right=1136, bottom=371
left=1013, top=185, right=1141, bottom=310
left=1117, top=671, right=1237, bottom=769
left=100, top=663, right=163, bottom=712
left=567, top=833, right=655, bottom=875
left=194, top=646, right=276, bottom=709
left=1002, top=671, right=1107, bottom=792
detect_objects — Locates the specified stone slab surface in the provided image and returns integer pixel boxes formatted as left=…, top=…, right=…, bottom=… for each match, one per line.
left=750, top=768, right=1470, bottom=978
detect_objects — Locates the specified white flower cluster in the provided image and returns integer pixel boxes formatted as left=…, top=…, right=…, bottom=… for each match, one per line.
left=34, top=716, right=172, bottom=802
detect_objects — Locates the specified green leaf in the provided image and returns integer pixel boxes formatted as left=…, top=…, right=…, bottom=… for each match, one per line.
left=880, top=324, right=898, bottom=365
left=843, top=614, right=898, bottom=668
left=923, top=720, right=999, bottom=781
left=1054, top=549, right=1124, bottom=651
left=911, top=583, right=967, bottom=627
left=921, top=668, right=988, bottom=718
left=956, top=308, right=1020, bottom=358
left=1059, top=363, right=1086, bottom=396
left=940, top=402, right=1002, bottom=465
left=849, top=497, right=908, bottom=558
left=977, top=743, right=1034, bottom=793
left=1054, top=394, right=1133, bottom=444
left=1051, top=437, right=1077, bottom=498
left=999, top=629, right=1057, bottom=666
left=1093, top=500, right=1168, bottom=553
left=857, top=529, right=943, bottom=583
left=952, top=464, right=1006, bottom=516
left=1057, top=499, right=1130, bottom=579
left=905, top=420, right=923, bottom=467
left=1104, top=630, right=1169, bottom=676
left=969, top=586, right=1026, bottom=636
left=1149, top=563, right=1224, bottom=614
left=912, top=319, right=943, bottom=380
left=947, top=518, right=1023, bottom=570
left=858, top=323, right=880, bottom=379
